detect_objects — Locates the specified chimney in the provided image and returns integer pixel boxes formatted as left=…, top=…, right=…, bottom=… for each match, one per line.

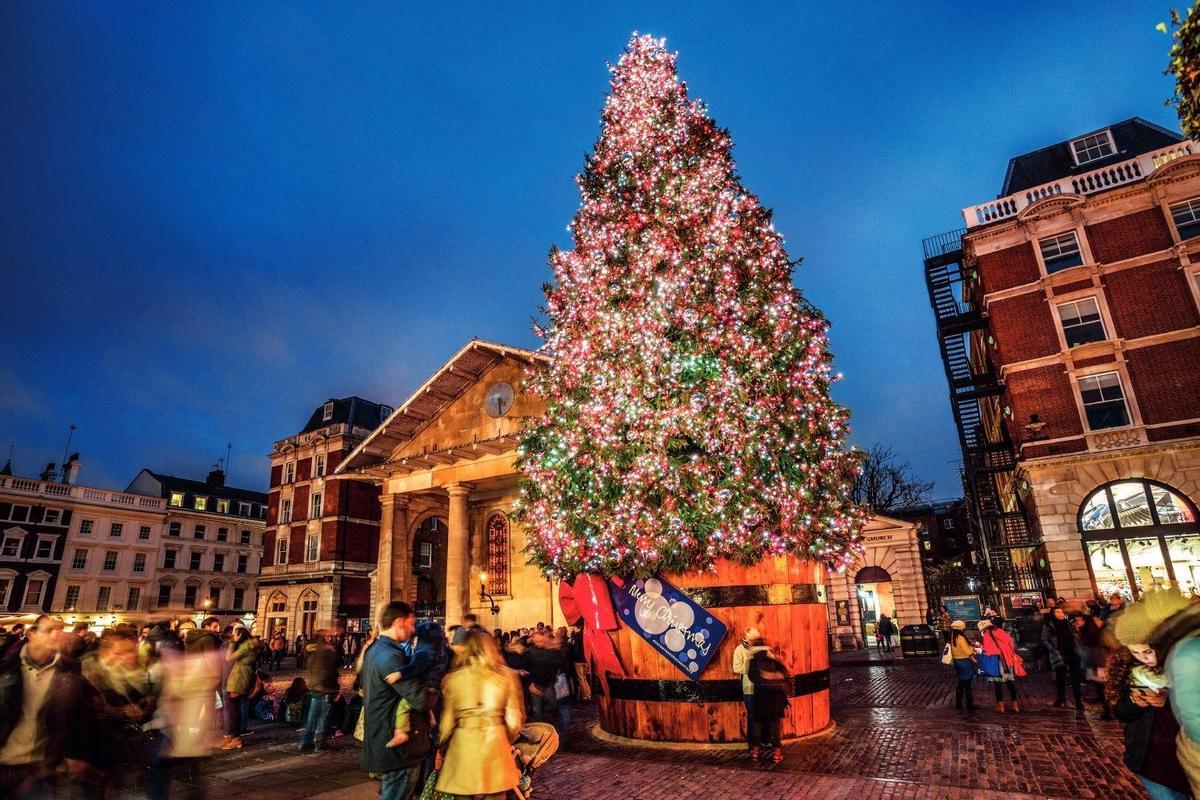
left=39, top=462, right=56, bottom=482
left=63, top=453, right=81, bottom=485
left=206, top=468, right=225, bottom=487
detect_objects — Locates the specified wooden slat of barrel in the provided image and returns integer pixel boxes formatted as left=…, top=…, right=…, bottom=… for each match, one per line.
left=597, top=556, right=831, bottom=743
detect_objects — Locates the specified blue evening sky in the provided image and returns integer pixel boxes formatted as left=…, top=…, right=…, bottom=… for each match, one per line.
left=0, top=2, right=1182, bottom=494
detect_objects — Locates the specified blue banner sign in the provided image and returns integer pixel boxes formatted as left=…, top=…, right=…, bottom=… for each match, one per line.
left=942, top=594, right=983, bottom=622
left=609, top=576, right=728, bottom=680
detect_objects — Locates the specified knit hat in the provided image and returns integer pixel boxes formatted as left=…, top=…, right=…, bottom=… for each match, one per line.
left=1113, top=588, right=1190, bottom=646
left=977, top=619, right=993, bottom=632
left=950, top=620, right=966, bottom=631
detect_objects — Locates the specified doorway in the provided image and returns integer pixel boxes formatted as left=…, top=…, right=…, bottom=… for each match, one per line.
left=855, top=566, right=896, bottom=649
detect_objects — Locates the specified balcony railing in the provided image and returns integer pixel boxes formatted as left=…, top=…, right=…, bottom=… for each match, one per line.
left=0, top=476, right=166, bottom=510
left=963, top=141, right=1198, bottom=228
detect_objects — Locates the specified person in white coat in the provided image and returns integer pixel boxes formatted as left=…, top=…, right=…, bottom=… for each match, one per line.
left=732, top=627, right=766, bottom=755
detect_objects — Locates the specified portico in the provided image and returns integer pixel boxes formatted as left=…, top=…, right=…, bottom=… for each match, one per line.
left=338, top=340, right=557, bottom=630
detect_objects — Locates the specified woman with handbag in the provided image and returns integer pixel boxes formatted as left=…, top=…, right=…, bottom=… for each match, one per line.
left=978, top=619, right=1025, bottom=713
left=948, top=621, right=977, bottom=712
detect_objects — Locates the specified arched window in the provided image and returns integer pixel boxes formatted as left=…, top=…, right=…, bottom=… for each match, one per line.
left=486, top=513, right=510, bottom=596
left=1078, top=480, right=1199, bottom=599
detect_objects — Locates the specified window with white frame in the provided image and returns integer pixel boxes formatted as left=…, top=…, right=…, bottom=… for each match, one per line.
left=157, top=584, right=172, bottom=607
left=285, top=462, right=295, bottom=484
left=189, top=551, right=202, bottom=571
left=277, top=537, right=288, bottom=565
left=323, top=401, right=334, bottom=421
left=71, top=549, right=88, bottom=570
left=2, top=536, right=20, bottom=557
left=239, top=529, right=251, bottom=544
left=63, top=584, right=80, bottom=611
left=1039, top=231, right=1084, bottom=273
left=127, top=586, right=141, bottom=611
left=1057, top=297, right=1107, bottom=347
left=1070, top=130, right=1116, bottom=165
left=193, top=524, right=205, bottom=540
left=24, top=578, right=44, bottom=607
left=237, top=554, right=248, bottom=573
left=238, top=502, right=251, bottom=516
left=233, top=587, right=245, bottom=609
left=419, top=541, right=433, bottom=569
left=213, top=553, right=224, bottom=572
left=280, top=498, right=292, bottom=524
left=169, top=492, right=184, bottom=507
left=1170, top=197, right=1200, bottom=241
left=34, top=538, right=53, bottom=559
left=184, top=585, right=197, bottom=608
left=42, top=509, right=62, bottom=526
left=138, top=525, right=151, bottom=540
left=96, top=586, right=111, bottom=611
left=305, top=533, right=319, bottom=562
left=133, top=553, right=146, bottom=573
left=163, top=549, right=177, bottom=569
left=315, top=454, right=325, bottom=477
left=109, top=522, right=123, bottom=538
left=168, top=521, right=181, bottom=537
left=217, top=499, right=229, bottom=514
left=1079, top=372, right=1131, bottom=430
left=310, top=492, right=322, bottom=519
left=79, top=519, right=94, bottom=536
left=943, top=519, right=955, bottom=530
left=0, top=576, right=10, bottom=605
left=103, top=551, right=118, bottom=571
left=194, top=496, right=207, bottom=511
left=6, top=506, right=28, bottom=523
left=217, top=527, right=228, bottom=542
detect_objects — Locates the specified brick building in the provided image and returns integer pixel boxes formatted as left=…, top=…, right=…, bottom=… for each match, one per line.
left=925, top=118, right=1200, bottom=603
left=892, top=499, right=974, bottom=570
left=258, top=397, right=390, bottom=639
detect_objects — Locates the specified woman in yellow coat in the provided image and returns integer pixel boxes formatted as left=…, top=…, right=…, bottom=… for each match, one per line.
left=436, top=629, right=524, bottom=799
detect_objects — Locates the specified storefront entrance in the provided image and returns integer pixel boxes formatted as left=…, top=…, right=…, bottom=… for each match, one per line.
left=855, top=566, right=896, bottom=646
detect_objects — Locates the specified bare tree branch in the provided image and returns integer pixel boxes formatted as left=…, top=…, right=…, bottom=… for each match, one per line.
left=852, top=444, right=934, bottom=513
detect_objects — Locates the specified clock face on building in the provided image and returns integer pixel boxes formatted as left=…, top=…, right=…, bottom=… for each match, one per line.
left=484, top=382, right=515, bottom=418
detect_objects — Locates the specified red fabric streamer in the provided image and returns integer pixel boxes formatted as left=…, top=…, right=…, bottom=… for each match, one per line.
left=559, top=573, right=626, bottom=695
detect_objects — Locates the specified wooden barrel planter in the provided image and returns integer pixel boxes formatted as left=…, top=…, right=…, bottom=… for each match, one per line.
left=597, top=555, right=831, bottom=744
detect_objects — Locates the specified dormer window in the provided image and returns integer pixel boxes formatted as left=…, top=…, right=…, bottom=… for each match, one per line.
left=1070, top=130, right=1116, bottom=166
left=322, top=402, right=334, bottom=422
left=380, top=405, right=393, bottom=420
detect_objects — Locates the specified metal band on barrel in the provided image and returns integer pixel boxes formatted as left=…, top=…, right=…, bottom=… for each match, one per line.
left=679, top=583, right=823, bottom=607
left=604, top=669, right=831, bottom=703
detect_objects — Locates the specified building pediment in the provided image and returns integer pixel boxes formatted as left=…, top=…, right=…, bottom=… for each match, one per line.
left=1148, top=153, right=1200, bottom=186
left=339, top=340, right=548, bottom=478
left=1017, top=194, right=1085, bottom=224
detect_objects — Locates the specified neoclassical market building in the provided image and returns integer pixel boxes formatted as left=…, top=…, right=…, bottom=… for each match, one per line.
left=337, top=339, right=929, bottom=642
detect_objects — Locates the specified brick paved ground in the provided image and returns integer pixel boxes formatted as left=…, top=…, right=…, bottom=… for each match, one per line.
left=112, top=660, right=1150, bottom=800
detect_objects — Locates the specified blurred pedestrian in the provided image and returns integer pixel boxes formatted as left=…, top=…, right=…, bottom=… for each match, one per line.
left=298, top=631, right=339, bottom=752
left=1150, top=588, right=1200, bottom=797
left=1108, top=590, right=1192, bottom=800
left=877, top=613, right=895, bottom=654
left=221, top=627, right=257, bottom=749
left=978, top=618, right=1024, bottom=713
left=1043, top=607, right=1083, bottom=710
left=433, top=629, right=524, bottom=799
left=1079, top=613, right=1116, bottom=719
left=748, top=639, right=789, bottom=763
left=268, top=633, right=286, bottom=671
left=732, top=626, right=766, bottom=751
left=948, top=620, right=977, bottom=712
left=294, top=633, right=307, bottom=670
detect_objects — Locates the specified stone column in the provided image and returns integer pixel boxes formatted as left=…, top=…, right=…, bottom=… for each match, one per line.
left=392, top=497, right=410, bottom=603
left=377, top=493, right=396, bottom=608
left=445, top=483, right=473, bottom=626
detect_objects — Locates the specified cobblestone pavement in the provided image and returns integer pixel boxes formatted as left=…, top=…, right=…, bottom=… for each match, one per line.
left=119, top=661, right=1148, bottom=800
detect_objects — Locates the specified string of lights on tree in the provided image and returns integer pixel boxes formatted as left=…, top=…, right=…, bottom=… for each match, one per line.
left=515, top=34, right=866, bottom=580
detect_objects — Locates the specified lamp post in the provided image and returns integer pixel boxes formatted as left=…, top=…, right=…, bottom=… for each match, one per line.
left=479, top=571, right=499, bottom=617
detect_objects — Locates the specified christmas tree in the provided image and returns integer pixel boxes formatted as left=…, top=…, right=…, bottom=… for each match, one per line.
left=516, top=34, right=865, bottom=579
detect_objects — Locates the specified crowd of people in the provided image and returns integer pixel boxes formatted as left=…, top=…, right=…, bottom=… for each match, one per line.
left=937, top=590, right=1200, bottom=800
left=0, top=607, right=580, bottom=800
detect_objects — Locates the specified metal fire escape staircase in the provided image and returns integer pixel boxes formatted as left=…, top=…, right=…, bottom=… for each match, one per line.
left=923, top=230, right=1040, bottom=584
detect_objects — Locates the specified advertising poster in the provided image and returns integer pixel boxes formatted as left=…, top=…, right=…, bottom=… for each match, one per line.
left=942, top=594, right=983, bottom=622
left=609, top=576, right=727, bottom=680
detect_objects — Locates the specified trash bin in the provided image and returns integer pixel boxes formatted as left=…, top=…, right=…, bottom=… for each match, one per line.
left=899, top=624, right=939, bottom=658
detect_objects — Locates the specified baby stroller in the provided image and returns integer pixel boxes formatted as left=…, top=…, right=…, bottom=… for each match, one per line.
left=511, top=722, right=559, bottom=800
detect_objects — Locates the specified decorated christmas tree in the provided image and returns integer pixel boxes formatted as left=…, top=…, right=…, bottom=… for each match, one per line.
left=516, top=34, right=865, bottom=580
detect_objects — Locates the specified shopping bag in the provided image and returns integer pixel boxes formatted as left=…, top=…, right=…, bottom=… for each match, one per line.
left=976, top=653, right=1003, bottom=678
left=554, top=672, right=571, bottom=700
left=941, top=644, right=953, bottom=666
left=418, top=769, right=455, bottom=800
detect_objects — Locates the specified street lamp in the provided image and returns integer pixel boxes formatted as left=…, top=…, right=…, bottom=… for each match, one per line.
left=479, top=571, right=499, bottom=616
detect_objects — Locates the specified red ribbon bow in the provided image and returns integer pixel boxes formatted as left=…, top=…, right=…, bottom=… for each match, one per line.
left=559, top=574, right=626, bottom=695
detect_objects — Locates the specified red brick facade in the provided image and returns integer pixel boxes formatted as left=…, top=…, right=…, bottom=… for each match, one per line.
left=1103, top=259, right=1199, bottom=339
left=1084, top=208, right=1173, bottom=264
left=1125, top=340, right=1200, bottom=425
left=1004, top=365, right=1083, bottom=445
left=988, top=294, right=1059, bottom=363
left=978, top=242, right=1040, bottom=293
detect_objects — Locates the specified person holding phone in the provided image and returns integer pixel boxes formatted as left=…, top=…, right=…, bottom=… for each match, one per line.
left=1106, top=594, right=1191, bottom=800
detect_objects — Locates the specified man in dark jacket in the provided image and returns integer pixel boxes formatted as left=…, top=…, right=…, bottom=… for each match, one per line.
left=0, top=616, right=91, bottom=799
left=299, top=630, right=339, bottom=752
left=360, top=602, right=430, bottom=800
